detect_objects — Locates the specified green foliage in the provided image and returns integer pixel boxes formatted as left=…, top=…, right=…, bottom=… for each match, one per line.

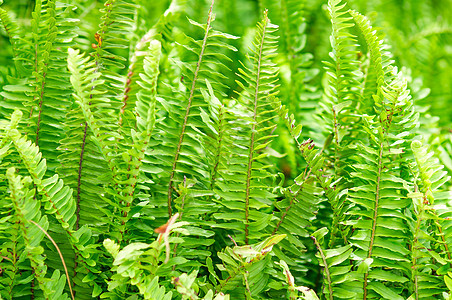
left=0, top=0, right=451, bottom=299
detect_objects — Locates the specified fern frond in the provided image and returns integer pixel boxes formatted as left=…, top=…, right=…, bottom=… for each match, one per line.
left=214, top=9, right=279, bottom=245
left=274, top=101, right=348, bottom=251
left=0, top=7, right=27, bottom=75
left=117, top=40, right=161, bottom=239
left=165, top=0, right=217, bottom=216
left=320, top=0, right=361, bottom=182
left=350, top=9, right=394, bottom=111
left=67, top=48, right=116, bottom=166
left=346, top=70, right=418, bottom=298
left=5, top=111, right=97, bottom=293
left=299, top=140, right=349, bottom=247
left=200, top=79, right=231, bottom=190
left=67, top=42, right=162, bottom=244
left=407, top=140, right=452, bottom=299
left=6, top=167, right=72, bottom=299
left=26, top=1, right=78, bottom=170
left=216, top=234, right=286, bottom=298
left=93, top=0, right=137, bottom=105
left=120, top=0, right=185, bottom=130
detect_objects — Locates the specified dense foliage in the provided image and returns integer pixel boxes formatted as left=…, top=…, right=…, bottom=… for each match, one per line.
left=0, top=0, right=452, bottom=299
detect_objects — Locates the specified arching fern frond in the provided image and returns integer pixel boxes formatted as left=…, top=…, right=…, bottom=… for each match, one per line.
left=67, top=47, right=117, bottom=166
left=93, top=0, right=137, bottom=108
left=0, top=1, right=79, bottom=172
left=67, top=42, right=162, bottom=244
left=6, top=167, right=71, bottom=299
left=28, top=1, right=78, bottom=170
left=350, top=9, right=394, bottom=111
left=0, top=7, right=27, bottom=75
left=274, top=101, right=348, bottom=248
left=164, top=0, right=234, bottom=216
left=118, top=40, right=162, bottom=240
left=120, top=0, right=186, bottom=131
left=407, top=140, right=452, bottom=299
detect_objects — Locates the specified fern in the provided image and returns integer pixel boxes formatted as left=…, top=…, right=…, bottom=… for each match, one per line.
left=0, top=7, right=26, bottom=75
left=140, top=0, right=239, bottom=268
left=5, top=111, right=96, bottom=297
left=408, top=140, right=451, bottom=299
left=1, top=0, right=451, bottom=299
left=6, top=167, right=71, bottom=299
left=215, top=234, right=286, bottom=298
left=102, top=214, right=184, bottom=298
left=214, top=9, right=279, bottom=245
left=322, top=0, right=360, bottom=153
left=345, top=11, right=419, bottom=298
left=312, top=227, right=355, bottom=299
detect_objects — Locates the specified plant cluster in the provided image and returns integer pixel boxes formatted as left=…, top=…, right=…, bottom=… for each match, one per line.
left=0, top=0, right=452, bottom=299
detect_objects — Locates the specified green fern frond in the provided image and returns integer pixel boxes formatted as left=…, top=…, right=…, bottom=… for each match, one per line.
left=319, top=0, right=362, bottom=182
left=120, top=0, right=185, bottom=131
left=350, top=9, right=394, bottom=111
left=201, top=79, right=231, bottom=190
left=0, top=1, right=80, bottom=179
left=214, top=9, right=279, bottom=245
left=163, top=0, right=237, bottom=216
left=78, top=0, right=138, bottom=173
left=6, top=167, right=71, bottom=299
left=67, top=47, right=118, bottom=167
left=346, top=69, right=418, bottom=298
left=216, top=234, right=286, bottom=298
left=298, top=140, right=349, bottom=247
left=0, top=7, right=28, bottom=75
left=67, top=42, right=161, bottom=243
left=27, top=1, right=78, bottom=170
left=274, top=101, right=347, bottom=250
left=118, top=40, right=161, bottom=239
left=407, top=140, right=452, bottom=299
left=94, top=0, right=136, bottom=100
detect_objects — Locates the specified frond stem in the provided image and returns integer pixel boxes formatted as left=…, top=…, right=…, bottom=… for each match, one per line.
left=30, top=220, right=75, bottom=300
left=311, top=235, right=333, bottom=300
left=363, top=139, right=384, bottom=299
left=210, top=105, right=225, bottom=189
left=73, top=121, right=88, bottom=286
left=76, top=122, right=88, bottom=231
left=435, top=221, right=452, bottom=261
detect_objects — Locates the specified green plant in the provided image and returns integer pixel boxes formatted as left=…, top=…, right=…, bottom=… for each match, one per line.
left=0, top=0, right=452, bottom=299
